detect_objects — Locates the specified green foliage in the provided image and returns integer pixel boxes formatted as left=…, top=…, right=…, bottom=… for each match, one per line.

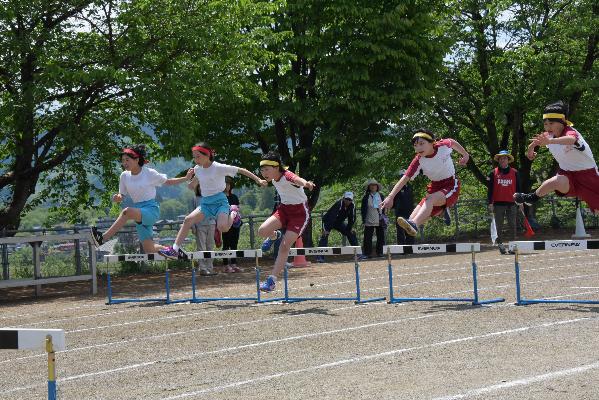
left=0, top=0, right=285, bottom=230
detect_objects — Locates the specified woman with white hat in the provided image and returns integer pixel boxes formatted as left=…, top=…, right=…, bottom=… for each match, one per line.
left=361, top=179, right=386, bottom=258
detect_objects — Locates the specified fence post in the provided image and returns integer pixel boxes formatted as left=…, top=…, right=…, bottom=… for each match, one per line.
left=32, top=241, right=42, bottom=296
left=248, top=216, right=255, bottom=249
left=1, top=228, right=8, bottom=280
left=74, top=227, right=82, bottom=275
left=453, top=203, right=460, bottom=240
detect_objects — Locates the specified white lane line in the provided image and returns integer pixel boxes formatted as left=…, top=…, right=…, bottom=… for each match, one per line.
left=158, top=316, right=599, bottom=399
left=2, top=314, right=597, bottom=396
left=431, top=360, right=599, bottom=400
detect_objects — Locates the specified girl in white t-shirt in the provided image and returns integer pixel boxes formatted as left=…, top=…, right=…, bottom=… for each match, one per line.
left=257, top=151, right=315, bottom=292
left=91, top=145, right=194, bottom=253
left=160, top=142, right=267, bottom=259
left=513, top=101, right=599, bottom=214
left=381, top=129, right=470, bottom=236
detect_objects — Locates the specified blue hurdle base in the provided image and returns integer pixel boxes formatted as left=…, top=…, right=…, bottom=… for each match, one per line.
left=514, top=260, right=599, bottom=306
left=387, top=260, right=504, bottom=306
left=281, top=260, right=386, bottom=304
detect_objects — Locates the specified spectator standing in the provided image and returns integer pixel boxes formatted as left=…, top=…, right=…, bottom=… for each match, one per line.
left=361, top=179, right=386, bottom=258
left=222, top=177, right=243, bottom=272
left=189, top=178, right=218, bottom=276
left=392, top=170, right=415, bottom=245
left=487, top=150, right=522, bottom=254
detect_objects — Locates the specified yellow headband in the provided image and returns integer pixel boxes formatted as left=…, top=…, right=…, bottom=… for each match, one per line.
left=543, top=113, right=573, bottom=126
left=260, top=160, right=280, bottom=167
left=412, top=132, right=433, bottom=141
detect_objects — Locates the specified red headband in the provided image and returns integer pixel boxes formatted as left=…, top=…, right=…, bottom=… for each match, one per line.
left=192, top=146, right=214, bottom=157
left=122, top=148, right=149, bottom=164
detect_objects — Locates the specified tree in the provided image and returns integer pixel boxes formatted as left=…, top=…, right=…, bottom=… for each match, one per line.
left=425, top=0, right=599, bottom=193
left=0, top=0, right=282, bottom=231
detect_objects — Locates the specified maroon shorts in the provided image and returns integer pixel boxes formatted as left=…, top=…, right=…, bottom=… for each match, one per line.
left=418, top=176, right=461, bottom=217
left=555, top=168, right=599, bottom=212
left=273, top=203, right=310, bottom=234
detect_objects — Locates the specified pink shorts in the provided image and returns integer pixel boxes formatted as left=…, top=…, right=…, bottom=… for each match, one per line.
left=273, top=203, right=310, bottom=234
left=555, top=168, right=599, bottom=212
left=418, top=176, right=461, bottom=217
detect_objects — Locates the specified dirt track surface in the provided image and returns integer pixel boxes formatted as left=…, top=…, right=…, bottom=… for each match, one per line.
left=1, top=247, right=598, bottom=399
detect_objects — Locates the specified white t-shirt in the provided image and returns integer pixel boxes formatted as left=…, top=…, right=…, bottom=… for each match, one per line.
left=272, top=170, right=308, bottom=205
left=546, top=127, right=597, bottom=171
left=193, top=161, right=238, bottom=197
left=405, top=139, right=455, bottom=181
left=119, top=167, right=167, bottom=203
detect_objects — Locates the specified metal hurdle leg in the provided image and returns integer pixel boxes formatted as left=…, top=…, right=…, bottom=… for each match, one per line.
left=511, top=240, right=599, bottom=305
left=104, top=257, right=169, bottom=305
left=355, top=248, right=386, bottom=304
left=387, top=243, right=504, bottom=305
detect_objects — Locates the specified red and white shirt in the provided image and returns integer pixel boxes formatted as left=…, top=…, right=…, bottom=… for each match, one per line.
left=272, top=170, right=308, bottom=205
left=546, top=127, right=597, bottom=171
left=406, top=139, right=455, bottom=181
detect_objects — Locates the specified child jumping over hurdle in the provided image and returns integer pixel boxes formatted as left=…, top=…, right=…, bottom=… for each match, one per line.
left=258, top=151, right=315, bottom=292
left=91, top=145, right=194, bottom=253
left=513, top=100, right=599, bottom=214
left=159, top=142, right=267, bottom=259
left=381, top=129, right=470, bottom=236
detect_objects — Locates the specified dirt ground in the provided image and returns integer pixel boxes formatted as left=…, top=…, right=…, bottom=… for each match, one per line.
left=1, top=244, right=598, bottom=400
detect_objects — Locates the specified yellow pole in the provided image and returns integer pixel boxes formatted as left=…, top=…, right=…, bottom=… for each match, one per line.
left=46, top=335, right=57, bottom=400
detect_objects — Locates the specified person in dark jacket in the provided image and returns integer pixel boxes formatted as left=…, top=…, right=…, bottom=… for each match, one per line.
left=392, top=170, right=415, bottom=245
left=361, top=179, right=386, bottom=258
left=316, top=191, right=359, bottom=262
left=487, top=150, right=523, bottom=254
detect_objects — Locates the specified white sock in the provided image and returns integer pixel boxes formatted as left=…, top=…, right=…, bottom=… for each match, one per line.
left=173, top=244, right=179, bottom=251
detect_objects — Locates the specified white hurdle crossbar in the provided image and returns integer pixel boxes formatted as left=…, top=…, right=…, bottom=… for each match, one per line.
left=384, top=243, right=505, bottom=305
left=509, top=240, right=599, bottom=305
left=264, top=246, right=385, bottom=304
left=103, top=250, right=264, bottom=304
left=0, top=328, right=65, bottom=400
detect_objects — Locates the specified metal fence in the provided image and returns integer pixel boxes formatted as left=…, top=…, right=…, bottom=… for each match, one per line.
left=2, top=196, right=597, bottom=279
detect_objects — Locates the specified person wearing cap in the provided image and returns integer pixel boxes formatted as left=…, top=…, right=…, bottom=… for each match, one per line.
left=90, top=144, right=195, bottom=253
left=487, top=150, right=522, bottom=254
left=361, top=179, right=387, bottom=258
left=514, top=100, right=599, bottom=215
left=381, top=128, right=470, bottom=236
left=392, top=170, right=415, bottom=245
left=316, top=191, right=359, bottom=262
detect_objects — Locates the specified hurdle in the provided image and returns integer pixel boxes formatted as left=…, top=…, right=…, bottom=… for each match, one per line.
left=0, top=328, right=65, bottom=400
left=385, top=243, right=505, bottom=305
left=104, top=250, right=269, bottom=304
left=274, top=246, right=386, bottom=304
left=509, top=240, right=599, bottom=305
left=103, top=253, right=170, bottom=305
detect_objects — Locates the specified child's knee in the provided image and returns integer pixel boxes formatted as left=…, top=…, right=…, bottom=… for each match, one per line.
left=257, top=226, right=270, bottom=237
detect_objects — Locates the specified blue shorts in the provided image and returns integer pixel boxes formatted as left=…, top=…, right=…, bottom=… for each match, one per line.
left=198, top=192, right=230, bottom=220
left=133, top=199, right=159, bottom=242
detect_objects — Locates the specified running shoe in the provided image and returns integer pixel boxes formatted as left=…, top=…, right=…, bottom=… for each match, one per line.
left=397, top=217, right=418, bottom=237
left=158, top=246, right=189, bottom=260
left=513, top=192, right=538, bottom=206
left=90, top=227, right=103, bottom=247
left=259, top=276, right=276, bottom=292
left=261, top=230, right=282, bottom=252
